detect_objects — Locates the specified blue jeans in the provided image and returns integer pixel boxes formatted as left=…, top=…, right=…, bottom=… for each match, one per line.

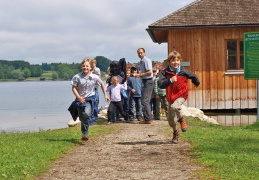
left=129, top=97, right=142, bottom=119
left=77, top=102, right=91, bottom=137
left=94, top=88, right=99, bottom=106
left=122, top=95, right=129, bottom=117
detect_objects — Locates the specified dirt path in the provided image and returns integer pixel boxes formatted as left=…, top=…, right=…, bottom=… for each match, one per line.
left=37, top=120, right=201, bottom=180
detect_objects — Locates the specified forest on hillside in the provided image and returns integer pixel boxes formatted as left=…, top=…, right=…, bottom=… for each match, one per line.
left=0, top=56, right=112, bottom=80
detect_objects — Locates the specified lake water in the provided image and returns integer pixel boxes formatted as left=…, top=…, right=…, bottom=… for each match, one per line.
left=0, top=81, right=108, bottom=133
left=1, top=81, right=257, bottom=133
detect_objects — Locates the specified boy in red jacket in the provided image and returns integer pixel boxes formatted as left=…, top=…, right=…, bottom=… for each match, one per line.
left=158, top=51, right=200, bottom=144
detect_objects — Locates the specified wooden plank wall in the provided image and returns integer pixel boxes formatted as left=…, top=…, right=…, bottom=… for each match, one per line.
left=167, top=27, right=259, bottom=110
left=216, top=28, right=225, bottom=109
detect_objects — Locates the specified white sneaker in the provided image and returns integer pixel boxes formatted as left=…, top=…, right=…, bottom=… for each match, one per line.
left=68, top=118, right=81, bottom=127
left=107, top=121, right=112, bottom=125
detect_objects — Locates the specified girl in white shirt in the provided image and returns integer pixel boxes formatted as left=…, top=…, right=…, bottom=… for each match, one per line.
left=106, top=76, right=129, bottom=124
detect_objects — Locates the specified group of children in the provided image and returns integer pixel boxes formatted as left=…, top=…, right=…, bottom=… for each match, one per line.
left=70, top=50, right=200, bottom=144
left=106, top=65, right=143, bottom=124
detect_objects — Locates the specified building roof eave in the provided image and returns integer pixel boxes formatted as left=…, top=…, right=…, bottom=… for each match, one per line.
left=147, top=23, right=259, bottom=43
left=147, top=23, right=259, bottom=30
left=146, top=28, right=168, bottom=44
left=146, top=28, right=157, bottom=43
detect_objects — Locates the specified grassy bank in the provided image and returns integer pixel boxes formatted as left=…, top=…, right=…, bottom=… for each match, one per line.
left=1, top=71, right=107, bottom=82
left=171, top=118, right=259, bottom=179
left=26, top=71, right=55, bottom=81
left=0, top=71, right=55, bottom=82
left=0, top=118, right=116, bottom=179
left=1, top=117, right=259, bottom=179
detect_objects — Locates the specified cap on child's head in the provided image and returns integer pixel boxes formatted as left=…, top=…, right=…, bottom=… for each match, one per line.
left=131, top=66, right=137, bottom=70
left=130, top=66, right=138, bottom=73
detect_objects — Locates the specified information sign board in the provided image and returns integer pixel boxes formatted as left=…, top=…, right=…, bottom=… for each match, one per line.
left=244, top=32, right=259, bottom=79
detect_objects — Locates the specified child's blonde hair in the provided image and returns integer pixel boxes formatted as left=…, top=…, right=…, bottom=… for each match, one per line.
left=90, top=59, right=97, bottom=69
left=167, top=50, right=181, bottom=62
left=81, top=57, right=91, bottom=66
left=111, top=76, right=119, bottom=84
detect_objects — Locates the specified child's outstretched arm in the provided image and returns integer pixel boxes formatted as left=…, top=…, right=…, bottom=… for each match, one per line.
left=183, top=69, right=200, bottom=87
left=100, top=82, right=110, bottom=102
left=191, top=76, right=200, bottom=87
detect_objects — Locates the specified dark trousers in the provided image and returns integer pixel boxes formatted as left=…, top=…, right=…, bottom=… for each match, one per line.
left=107, top=101, right=127, bottom=122
left=141, top=78, right=154, bottom=120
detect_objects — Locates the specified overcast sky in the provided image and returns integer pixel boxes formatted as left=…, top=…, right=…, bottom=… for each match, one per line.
left=0, top=0, right=195, bottom=64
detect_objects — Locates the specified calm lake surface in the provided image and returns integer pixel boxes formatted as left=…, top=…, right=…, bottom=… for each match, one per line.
left=0, top=81, right=108, bottom=133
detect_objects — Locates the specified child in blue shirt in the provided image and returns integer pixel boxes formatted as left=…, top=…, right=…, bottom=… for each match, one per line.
left=127, top=66, right=143, bottom=121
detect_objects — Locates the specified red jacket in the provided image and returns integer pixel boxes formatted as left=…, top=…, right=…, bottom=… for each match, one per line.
left=158, top=66, right=200, bottom=104
left=166, top=71, right=188, bottom=103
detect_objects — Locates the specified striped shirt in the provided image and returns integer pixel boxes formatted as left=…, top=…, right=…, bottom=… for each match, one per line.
left=154, top=77, right=166, bottom=97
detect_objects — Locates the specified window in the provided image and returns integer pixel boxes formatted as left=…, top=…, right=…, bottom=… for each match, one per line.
left=226, top=40, right=243, bottom=70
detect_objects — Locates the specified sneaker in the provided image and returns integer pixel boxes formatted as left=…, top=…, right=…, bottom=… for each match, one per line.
left=139, top=120, right=153, bottom=124
left=172, top=130, right=179, bottom=144
left=81, top=136, right=89, bottom=141
left=137, top=117, right=142, bottom=121
left=178, top=117, right=187, bottom=132
left=128, top=116, right=133, bottom=120
left=125, top=117, right=130, bottom=123
left=116, top=118, right=122, bottom=122
left=107, top=121, right=112, bottom=125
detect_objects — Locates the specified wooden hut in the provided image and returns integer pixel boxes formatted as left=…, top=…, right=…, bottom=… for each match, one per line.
left=146, top=0, right=259, bottom=125
left=147, top=0, right=259, bottom=110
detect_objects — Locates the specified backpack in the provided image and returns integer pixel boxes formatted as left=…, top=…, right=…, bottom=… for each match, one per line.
left=110, top=60, right=121, bottom=76
left=110, top=58, right=126, bottom=76
left=107, top=58, right=127, bottom=85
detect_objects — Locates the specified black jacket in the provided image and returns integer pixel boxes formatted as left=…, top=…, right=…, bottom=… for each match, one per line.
left=158, top=66, right=200, bottom=89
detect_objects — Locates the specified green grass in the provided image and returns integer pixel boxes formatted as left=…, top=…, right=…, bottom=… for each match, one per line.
left=0, top=71, right=60, bottom=81
left=0, top=118, right=116, bottom=179
left=0, top=79, right=17, bottom=82
left=40, top=71, right=53, bottom=79
left=26, top=71, right=54, bottom=81
left=1, top=117, right=259, bottom=179
left=171, top=117, right=259, bottom=179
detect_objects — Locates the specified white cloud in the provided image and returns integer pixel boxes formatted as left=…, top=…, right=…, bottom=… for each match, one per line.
left=0, top=0, right=195, bottom=64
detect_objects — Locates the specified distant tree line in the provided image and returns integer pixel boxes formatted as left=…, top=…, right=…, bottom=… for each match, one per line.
left=0, top=56, right=113, bottom=80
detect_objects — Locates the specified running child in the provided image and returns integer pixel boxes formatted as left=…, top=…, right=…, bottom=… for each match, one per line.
left=158, top=51, right=200, bottom=144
